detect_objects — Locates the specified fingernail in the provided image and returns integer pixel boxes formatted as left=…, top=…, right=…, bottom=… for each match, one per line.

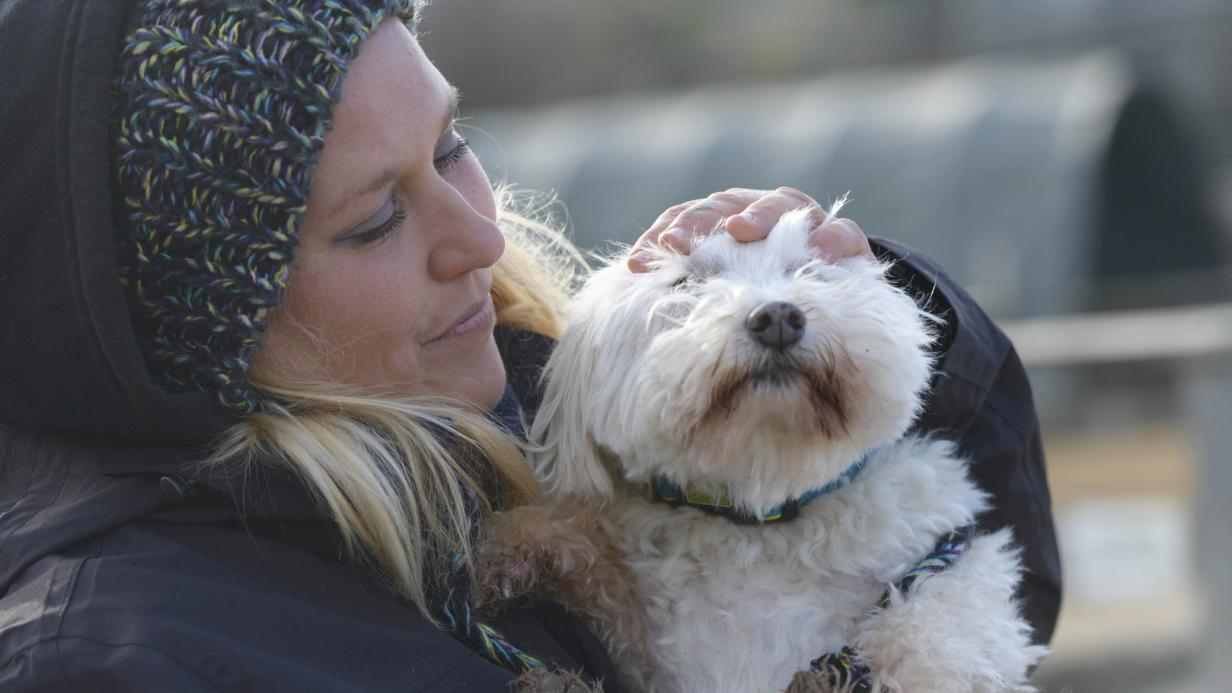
left=738, top=211, right=756, bottom=223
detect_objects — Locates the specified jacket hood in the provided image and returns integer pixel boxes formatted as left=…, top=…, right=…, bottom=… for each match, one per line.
left=0, top=0, right=242, bottom=461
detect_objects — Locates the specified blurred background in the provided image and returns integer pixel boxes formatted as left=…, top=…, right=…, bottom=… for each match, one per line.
left=419, top=1, right=1232, bottom=690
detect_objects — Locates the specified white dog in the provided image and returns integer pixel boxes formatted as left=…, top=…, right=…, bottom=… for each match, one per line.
left=484, top=208, right=1047, bottom=693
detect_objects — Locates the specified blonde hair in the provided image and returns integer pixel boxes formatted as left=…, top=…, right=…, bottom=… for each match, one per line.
left=200, top=187, right=586, bottom=618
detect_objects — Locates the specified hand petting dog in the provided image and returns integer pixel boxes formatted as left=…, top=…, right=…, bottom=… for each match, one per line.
left=627, top=187, right=873, bottom=271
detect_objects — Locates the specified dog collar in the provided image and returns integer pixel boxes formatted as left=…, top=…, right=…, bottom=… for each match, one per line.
left=650, top=451, right=872, bottom=525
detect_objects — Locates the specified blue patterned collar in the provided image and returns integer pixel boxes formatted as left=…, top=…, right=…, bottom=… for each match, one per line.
left=651, top=452, right=873, bottom=525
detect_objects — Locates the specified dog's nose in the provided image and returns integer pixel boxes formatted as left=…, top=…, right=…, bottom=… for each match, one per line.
left=746, top=301, right=806, bottom=350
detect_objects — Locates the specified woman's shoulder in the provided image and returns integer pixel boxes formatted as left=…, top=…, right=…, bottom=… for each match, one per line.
left=0, top=434, right=523, bottom=692
left=0, top=432, right=617, bottom=691
left=0, top=511, right=517, bottom=692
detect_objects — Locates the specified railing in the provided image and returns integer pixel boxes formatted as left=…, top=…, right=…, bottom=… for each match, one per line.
left=1003, top=302, right=1232, bottom=691
left=1004, top=303, right=1232, bottom=367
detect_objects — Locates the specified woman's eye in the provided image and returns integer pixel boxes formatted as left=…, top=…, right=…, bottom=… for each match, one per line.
left=349, top=199, right=408, bottom=246
left=433, top=130, right=470, bottom=171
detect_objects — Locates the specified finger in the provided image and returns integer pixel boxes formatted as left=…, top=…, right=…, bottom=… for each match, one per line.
left=628, top=200, right=701, bottom=272
left=627, top=245, right=668, bottom=273
left=809, top=217, right=874, bottom=262
left=629, top=187, right=798, bottom=272
left=657, top=188, right=765, bottom=252
left=639, top=200, right=701, bottom=249
left=724, top=187, right=825, bottom=242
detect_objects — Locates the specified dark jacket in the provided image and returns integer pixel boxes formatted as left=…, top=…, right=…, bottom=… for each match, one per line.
left=0, top=1, right=1059, bottom=690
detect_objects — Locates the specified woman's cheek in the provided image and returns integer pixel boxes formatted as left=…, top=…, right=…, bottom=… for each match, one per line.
left=310, top=262, right=427, bottom=380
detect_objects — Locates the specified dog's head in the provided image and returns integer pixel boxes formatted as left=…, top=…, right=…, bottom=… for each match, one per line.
left=530, top=209, right=937, bottom=513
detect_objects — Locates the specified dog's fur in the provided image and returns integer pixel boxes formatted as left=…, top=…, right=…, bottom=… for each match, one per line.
left=480, top=209, right=1047, bottom=692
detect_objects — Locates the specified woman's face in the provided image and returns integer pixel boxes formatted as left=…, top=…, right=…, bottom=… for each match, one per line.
left=254, top=19, right=508, bottom=410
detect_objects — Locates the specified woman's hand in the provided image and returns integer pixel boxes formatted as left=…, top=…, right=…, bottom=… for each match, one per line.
left=628, top=187, right=874, bottom=272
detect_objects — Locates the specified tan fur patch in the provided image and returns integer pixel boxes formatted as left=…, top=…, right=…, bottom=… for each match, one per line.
left=509, top=667, right=604, bottom=693
left=476, top=502, right=652, bottom=677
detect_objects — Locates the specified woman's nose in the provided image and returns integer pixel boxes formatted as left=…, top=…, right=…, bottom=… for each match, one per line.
left=427, top=185, right=506, bottom=282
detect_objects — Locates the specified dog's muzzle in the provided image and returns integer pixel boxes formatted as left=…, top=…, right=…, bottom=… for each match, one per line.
left=746, top=301, right=806, bottom=350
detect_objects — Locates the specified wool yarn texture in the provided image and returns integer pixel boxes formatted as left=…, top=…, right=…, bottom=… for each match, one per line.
left=112, top=0, right=420, bottom=414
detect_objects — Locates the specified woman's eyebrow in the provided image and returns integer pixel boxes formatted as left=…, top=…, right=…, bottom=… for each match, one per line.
left=323, top=86, right=462, bottom=224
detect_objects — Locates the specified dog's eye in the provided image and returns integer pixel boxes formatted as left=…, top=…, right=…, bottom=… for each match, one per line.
left=671, top=276, right=692, bottom=289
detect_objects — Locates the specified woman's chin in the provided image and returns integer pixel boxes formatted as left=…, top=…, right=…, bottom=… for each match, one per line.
left=427, top=335, right=508, bottom=411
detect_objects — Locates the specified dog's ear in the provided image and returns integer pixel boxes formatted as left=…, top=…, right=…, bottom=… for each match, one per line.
left=528, top=317, right=619, bottom=500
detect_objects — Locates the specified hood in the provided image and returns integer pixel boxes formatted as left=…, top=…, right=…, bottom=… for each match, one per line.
left=0, top=0, right=239, bottom=467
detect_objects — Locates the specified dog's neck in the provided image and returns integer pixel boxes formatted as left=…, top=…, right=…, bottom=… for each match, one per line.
left=649, top=451, right=872, bottom=525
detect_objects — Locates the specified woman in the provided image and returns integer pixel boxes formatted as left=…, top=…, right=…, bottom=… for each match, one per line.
left=0, top=1, right=1059, bottom=690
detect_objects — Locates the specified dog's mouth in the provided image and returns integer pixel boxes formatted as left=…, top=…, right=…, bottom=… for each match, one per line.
left=745, top=369, right=804, bottom=388
left=695, top=357, right=850, bottom=438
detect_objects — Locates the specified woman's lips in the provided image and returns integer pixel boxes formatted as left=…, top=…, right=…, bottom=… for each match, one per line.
left=424, top=295, right=494, bottom=345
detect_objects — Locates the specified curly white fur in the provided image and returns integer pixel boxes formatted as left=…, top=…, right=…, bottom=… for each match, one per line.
left=530, top=209, right=1047, bottom=692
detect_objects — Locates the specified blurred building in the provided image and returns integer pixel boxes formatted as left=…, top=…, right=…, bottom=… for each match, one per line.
left=465, top=54, right=1225, bottom=317
left=423, top=0, right=1232, bottom=157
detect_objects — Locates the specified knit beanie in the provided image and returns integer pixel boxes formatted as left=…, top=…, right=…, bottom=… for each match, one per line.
left=111, top=0, right=420, bottom=416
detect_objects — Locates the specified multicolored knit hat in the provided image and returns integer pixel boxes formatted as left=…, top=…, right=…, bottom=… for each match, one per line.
left=111, top=0, right=420, bottom=415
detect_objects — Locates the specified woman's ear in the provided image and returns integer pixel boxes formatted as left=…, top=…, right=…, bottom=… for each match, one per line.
left=527, top=315, right=618, bottom=500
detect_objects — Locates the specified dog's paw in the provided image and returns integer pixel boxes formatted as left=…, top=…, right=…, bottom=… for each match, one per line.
left=474, top=536, right=552, bottom=607
left=475, top=502, right=623, bottom=609
left=508, top=668, right=604, bottom=693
